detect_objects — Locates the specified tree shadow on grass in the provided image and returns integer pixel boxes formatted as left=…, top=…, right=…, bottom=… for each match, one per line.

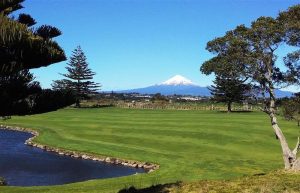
left=118, top=182, right=180, bottom=193
left=217, top=110, right=254, bottom=113
left=77, top=104, right=114, bottom=109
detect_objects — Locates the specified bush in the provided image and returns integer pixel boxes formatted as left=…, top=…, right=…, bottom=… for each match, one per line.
left=0, top=89, right=76, bottom=117
left=0, top=177, right=7, bottom=186
left=31, top=89, right=75, bottom=114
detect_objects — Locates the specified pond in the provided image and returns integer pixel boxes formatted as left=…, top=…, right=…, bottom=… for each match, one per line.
left=0, top=129, right=144, bottom=186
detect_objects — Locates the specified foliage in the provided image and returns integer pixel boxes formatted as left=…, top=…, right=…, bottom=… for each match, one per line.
left=53, top=46, right=100, bottom=107
left=51, top=79, right=74, bottom=91
left=151, top=93, right=168, bottom=103
left=200, top=4, right=300, bottom=169
left=279, top=5, right=300, bottom=47
left=0, top=0, right=66, bottom=116
left=0, top=177, right=6, bottom=186
left=282, top=93, right=300, bottom=126
left=30, top=89, right=76, bottom=114
left=0, top=70, right=41, bottom=116
left=0, top=0, right=66, bottom=74
left=0, top=72, right=75, bottom=115
left=209, top=76, right=251, bottom=112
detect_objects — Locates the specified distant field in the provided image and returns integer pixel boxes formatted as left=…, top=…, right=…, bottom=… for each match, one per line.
left=0, top=108, right=299, bottom=193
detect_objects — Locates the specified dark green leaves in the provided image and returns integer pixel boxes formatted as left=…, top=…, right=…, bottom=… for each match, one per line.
left=18, top=13, right=36, bottom=26
left=200, top=4, right=300, bottom=97
left=0, top=0, right=66, bottom=74
left=35, top=25, right=62, bottom=39
left=53, top=46, right=101, bottom=107
left=0, top=0, right=24, bottom=15
left=279, top=5, right=300, bottom=47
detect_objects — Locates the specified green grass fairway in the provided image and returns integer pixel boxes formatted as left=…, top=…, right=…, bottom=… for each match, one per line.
left=0, top=108, right=299, bottom=193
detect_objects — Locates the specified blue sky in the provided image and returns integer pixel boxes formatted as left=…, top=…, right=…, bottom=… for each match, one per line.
left=21, top=0, right=299, bottom=91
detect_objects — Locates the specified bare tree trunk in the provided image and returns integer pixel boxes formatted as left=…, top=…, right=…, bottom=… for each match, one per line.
left=76, top=80, right=81, bottom=108
left=268, top=87, right=298, bottom=170
left=227, top=102, right=232, bottom=113
left=75, top=99, right=80, bottom=108
left=269, top=111, right=294, bottom=169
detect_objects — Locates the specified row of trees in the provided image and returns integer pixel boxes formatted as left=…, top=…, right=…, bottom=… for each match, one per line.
left=200, top=5, right=300, bottom=170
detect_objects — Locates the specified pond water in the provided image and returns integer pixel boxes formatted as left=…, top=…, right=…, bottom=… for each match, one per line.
left=0, top=129, right=144, bottom=186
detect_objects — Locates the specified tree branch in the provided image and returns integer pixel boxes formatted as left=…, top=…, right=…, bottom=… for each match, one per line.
left=292, top=137, right=300, bottom=156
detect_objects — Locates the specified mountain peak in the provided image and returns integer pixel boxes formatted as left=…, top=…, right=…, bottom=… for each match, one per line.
left=160, top=75, right=194, bottom=86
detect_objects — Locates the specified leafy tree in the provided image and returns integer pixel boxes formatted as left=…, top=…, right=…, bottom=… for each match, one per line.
left=31, top=89, right=76, bottom=114
left=279, top=5, right=300, bottom=86
left=0, top=70, right=41, bottom=117
left=210, top=76, right=251, bottom=112
left=0, top=176, right=6, bottom=186
left=151, top=93, right=168, bottom=103
left=51, top=79, right=73, bottom=91
left=54, top=46, right=100, bottom=107
left=201, top=5, right=300, bottom=170
left=0, top=0, right=66, bottom=116
left=282, top=94, right=300, bottom=127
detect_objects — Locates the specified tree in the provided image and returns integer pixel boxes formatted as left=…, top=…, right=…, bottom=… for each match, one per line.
left=51, top=79, right=73, bottom=91
left=0, top=70, right=41, bottom=117
left=0, top=176, right=6, bottom=186
left=151, top=93, right=168, bottom=104
left=0, top=0, right=66, bottom=116
left=0, top=0, right=66, bottom=74
left=31, top=89, right=76, bottom=114
left=209, top=76, right=251, bottom=112
left=54, top=46, right=100, bottom=107
left=200, top=5, right=300, bottom=170
left=282, top=94, right=300, bottom=127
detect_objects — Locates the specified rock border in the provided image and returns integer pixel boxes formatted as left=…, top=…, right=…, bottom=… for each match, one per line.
left=0, top=125, right=159, bottom=173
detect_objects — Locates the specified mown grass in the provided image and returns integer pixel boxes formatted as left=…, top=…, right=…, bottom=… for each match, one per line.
left=0, top=108, right=299, bottom=193
left=123, top=170, right=300, bottom=193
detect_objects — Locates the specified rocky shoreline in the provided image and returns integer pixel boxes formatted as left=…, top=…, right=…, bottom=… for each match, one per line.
left=0, top=125, right=159, bottom=173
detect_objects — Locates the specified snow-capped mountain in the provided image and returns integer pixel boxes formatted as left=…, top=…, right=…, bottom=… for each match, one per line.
left=116, top=75, right=294, bottom=97
left=160, top=75, right=194, bottom=86
left=119, top=75, right=210, bottom=96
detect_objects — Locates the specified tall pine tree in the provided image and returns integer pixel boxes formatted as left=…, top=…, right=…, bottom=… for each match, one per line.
left=209, top=76, right=251, bottom=112
left=0, top=0, right=66, bottom=117
left=0, top=0, right=66, bottom=74
left=54, top=46, right=100, bottom=107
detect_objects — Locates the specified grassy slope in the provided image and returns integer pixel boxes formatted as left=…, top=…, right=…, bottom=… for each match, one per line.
left=0, top=108, right=299, bottom=193
left=126, top=170, right=300, bottom=193
left=168, top=170, right=300, bottom=193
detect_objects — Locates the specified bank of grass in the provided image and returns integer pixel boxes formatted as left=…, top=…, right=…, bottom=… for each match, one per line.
left=123, top=170, right=300, bottom=193
left=0, top=108, right=299, bottom=193
left=170, top=170, right=300, bottom=193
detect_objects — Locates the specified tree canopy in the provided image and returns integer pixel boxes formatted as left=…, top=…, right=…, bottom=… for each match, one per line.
left=200, top=4, right=300, bottom=170
left=0, top=0, right=66, bottom=74
left=0, top=0, right=67, bottom=116
left=282, top=93, right=300, bottom=127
